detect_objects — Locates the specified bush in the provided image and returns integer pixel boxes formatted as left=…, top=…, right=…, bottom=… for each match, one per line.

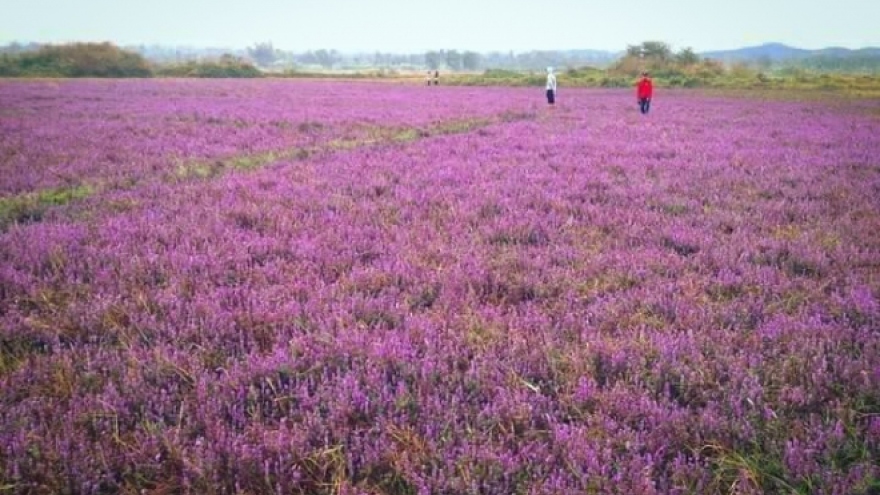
left=0, top=54, right=22, bottom=76
left=155, top=55, right=262, bottom=78
left=599, top=76, right=629, bottom=88
left=0, top=44, right=265, bottom=79
left=0, top=42, right=152, bottom=77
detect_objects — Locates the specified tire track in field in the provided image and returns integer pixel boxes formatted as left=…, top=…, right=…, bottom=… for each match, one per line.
left=0, top=110, right=536, bottom=232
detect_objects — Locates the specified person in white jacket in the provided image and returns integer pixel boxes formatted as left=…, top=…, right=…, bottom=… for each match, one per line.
left=545, top=67, right=557, bottom=105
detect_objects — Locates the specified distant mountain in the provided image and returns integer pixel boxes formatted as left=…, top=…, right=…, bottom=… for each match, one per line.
left=700, top=42, right=880, bottom=62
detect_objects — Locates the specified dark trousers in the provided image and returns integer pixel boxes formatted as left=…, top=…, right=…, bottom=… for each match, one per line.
left=546, top=89, right=555, bottom=104
left=639, top=98, right=651, bottom=114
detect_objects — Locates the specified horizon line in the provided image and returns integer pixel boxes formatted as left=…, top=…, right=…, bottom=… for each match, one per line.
left=2, top=39, right=880, bottom=55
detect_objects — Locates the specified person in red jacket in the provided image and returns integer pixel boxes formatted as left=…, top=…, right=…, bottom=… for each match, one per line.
left=637, top=72, right=653, bottom=115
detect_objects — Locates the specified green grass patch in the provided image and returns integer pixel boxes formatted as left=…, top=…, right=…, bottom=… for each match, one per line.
left=703, top=443, right=810, bottom=495
left=391, top=128, right=425, bottom=143
left=575, top=271, right=639, bottom=303
left=326, top=138, right=365, bottom=150
left=434, top=118, right=491, bottom=134
left=0, top=185, right=94, bottom=231
left=172, top=148, right=311, bottom=180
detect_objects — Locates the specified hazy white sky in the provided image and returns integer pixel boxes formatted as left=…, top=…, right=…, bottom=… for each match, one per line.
left=2, top=0, right=877, bottom=52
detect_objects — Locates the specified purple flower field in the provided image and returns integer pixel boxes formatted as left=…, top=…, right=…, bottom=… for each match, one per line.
left=1, top=79, right=879, bottom=494
left=0, top=80, right=532, bottom=195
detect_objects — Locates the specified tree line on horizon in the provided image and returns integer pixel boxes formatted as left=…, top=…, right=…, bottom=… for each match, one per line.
left=0, top=42, right=260, bottom=78
left=1, top=41, right=879, bottom=81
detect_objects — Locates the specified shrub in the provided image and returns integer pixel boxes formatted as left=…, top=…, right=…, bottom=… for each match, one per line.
left=155, top=55, right=262, bottom=78
left=0, top=42, right=152, bottom=77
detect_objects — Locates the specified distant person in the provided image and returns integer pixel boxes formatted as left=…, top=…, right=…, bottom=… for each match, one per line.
left=545, top=67, right=557, bottom=106
left=637, top=71, right=653, bottom=115
left=433, top=70, right=440, bottom=86
left=426, top=70, right=432, bottom=86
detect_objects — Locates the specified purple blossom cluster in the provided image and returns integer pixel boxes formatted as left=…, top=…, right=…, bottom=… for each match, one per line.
left=0, top=79, right=534, bottom=195
left=1, top=82, right=879, bottom=494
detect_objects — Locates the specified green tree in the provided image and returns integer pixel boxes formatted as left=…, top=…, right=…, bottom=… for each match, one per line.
left=626, top=45, right=643, bottom=58
left=313, top=49, right=338, bottom=68
left=425, top=51, right=442, bottom=70
left=247, top=42, right=277, bottom=67
left=462, top=51, right=482, bottom=71
left=445, top=50, right=462, bottom=71
left=613, top=41, right=693, bottom=77
left=675, top=47, right=699, bottom=66
left=641, top=41, right=672, bottom=61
